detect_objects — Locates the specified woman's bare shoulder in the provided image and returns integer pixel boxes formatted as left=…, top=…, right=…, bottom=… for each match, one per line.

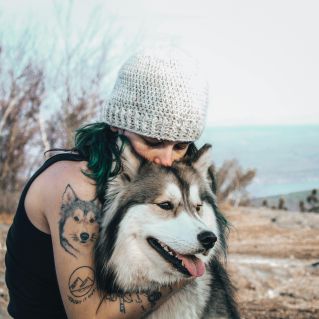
left=35, top=159, right=95, bottom=197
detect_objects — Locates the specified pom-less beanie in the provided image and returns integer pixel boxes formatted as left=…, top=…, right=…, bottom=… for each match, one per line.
left=102, top=48, right=209, bottom=141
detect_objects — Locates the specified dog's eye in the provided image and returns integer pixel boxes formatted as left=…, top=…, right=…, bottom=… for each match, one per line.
left=157, top=201, right=174, bottom=210
left=196, top=204, right=203, bottom=212
left=73, top=216, right=80, bottom=222
left=89, top=218, right=95, bottom=223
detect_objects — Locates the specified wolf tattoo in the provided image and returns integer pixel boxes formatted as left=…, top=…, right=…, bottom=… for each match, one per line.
left=95, top=143, right=240, bottom=318
left=59, top=184, right=100, bottom=258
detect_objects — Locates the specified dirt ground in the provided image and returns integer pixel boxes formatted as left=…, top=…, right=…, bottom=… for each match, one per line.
left=226, top=207, right=319, bottom=319
left=0, top=207, right=318, bottom=318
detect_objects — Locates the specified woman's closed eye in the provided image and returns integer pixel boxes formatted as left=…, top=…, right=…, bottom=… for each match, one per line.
left=142, top=137, right=190, bottom=150
left=174, top=142, right=190, bottom=150
left=142, top=137, right=164, bottom=147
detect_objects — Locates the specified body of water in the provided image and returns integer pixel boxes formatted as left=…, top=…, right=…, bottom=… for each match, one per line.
left=197, top=125, right=319, bottom=198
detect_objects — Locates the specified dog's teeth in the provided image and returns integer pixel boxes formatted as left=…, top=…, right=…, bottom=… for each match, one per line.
left=157, top=241, right=178, bottom=257
left=181, top=261, right=185, bottom=267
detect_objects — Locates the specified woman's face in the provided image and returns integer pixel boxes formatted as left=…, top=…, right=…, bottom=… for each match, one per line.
left=113, top=128, right=190, bottom=167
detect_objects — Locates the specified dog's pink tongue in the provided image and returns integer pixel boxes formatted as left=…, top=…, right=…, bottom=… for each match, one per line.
left=176, top=253, right=205, bottom=277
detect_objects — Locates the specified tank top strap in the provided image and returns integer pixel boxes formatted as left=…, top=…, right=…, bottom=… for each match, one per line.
left=18, top=152, right=85, bottom=212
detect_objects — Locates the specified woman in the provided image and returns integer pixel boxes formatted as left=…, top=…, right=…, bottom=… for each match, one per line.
left=5, top=48, right=209, bottom=318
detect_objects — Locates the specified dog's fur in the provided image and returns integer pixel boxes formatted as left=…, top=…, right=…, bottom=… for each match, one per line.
left=95, top=143, right=240, bottom=318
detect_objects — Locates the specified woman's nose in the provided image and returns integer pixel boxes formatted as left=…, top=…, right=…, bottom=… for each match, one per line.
left=154, top=147, right=174, bottom=166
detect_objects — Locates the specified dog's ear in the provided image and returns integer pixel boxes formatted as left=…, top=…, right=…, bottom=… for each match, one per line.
left=120, top=142, right=142, bottom=183
left=192, top=144, right=217, bottom=192
left=192, top=144, right=212, bottom=174
left=208, top=164, right=217, bottom=194
left=62, top=184, right=78, bottom=206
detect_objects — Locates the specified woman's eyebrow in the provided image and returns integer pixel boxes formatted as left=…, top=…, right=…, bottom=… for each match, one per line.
left=143, top=136, right=163, bottom=143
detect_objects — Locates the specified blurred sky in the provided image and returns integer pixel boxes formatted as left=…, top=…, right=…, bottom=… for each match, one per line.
left=1, top=0, right=319, bottom=126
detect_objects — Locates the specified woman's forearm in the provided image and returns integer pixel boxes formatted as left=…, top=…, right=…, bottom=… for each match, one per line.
left=94, top=283, right=183, bottom=319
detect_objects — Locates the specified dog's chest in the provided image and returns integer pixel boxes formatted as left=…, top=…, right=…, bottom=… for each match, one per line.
left=147, top=274, right=212, bottom=319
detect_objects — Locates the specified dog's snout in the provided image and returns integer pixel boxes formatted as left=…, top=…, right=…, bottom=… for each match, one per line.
left=197, top=231, right=217, bottom=250
left=80, top=232, right=90, bottom=241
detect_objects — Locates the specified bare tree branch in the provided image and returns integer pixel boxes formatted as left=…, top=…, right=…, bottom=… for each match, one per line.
left=216, top=159, right=256, bottom=205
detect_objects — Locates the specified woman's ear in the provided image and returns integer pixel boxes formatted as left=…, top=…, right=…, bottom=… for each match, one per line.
left=110, top=126, right=125, bottom=135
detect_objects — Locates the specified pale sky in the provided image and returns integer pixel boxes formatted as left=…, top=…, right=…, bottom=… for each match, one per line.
left=1, top=0, right=319, bottom=126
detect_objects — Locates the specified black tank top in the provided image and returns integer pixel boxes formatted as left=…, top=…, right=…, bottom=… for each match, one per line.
left=5, top=153, right=84, bottom=319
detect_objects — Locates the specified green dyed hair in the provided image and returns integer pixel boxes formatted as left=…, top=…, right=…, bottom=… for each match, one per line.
left=72, top=122, right=198, bottom=204
left=73, top=122, right=125, bottom=204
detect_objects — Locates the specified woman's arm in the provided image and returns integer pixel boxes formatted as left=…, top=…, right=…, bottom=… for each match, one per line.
left=38, top=162, right=185, bottom=319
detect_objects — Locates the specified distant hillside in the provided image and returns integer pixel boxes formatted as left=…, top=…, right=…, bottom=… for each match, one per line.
left=251, top=189, right=318, bottom=212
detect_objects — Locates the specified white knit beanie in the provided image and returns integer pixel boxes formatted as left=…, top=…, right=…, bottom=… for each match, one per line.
left=102, top=48, right=209, bottom=141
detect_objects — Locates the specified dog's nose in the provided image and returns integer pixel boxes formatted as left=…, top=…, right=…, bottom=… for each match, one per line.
left=80, top=232, right=90, bottom=242
left=197, top=231, right=217, bottom=250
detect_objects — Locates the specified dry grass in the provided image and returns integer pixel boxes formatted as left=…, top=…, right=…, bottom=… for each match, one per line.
left=0, top=213, right=13, bottom=225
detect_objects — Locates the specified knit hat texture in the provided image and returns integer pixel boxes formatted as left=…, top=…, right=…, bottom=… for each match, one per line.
left=102, top=48, right=209, bottom=141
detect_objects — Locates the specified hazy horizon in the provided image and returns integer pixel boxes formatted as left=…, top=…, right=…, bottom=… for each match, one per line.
left=198, top=124, right=319, bottom=198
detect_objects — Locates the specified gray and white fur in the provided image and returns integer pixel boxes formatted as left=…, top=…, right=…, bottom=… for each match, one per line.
left=95, top=143, right=240, bottom=319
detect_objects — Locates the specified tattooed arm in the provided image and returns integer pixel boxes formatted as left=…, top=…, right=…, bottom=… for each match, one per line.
left=40, top=162, right=185, bottom=319
left=93, top=285, right=179, bottom=318
left=64, top=264, right=179, bottom=319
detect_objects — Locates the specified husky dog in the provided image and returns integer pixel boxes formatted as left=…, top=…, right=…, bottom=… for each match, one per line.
left=95, top=143, right=240, bottom=318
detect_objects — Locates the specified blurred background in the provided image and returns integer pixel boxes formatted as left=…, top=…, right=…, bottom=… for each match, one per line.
left=0, top=0, right=318, bottom=318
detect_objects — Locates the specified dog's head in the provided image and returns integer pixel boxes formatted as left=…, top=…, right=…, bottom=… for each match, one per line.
left=95, top=142, right=228, bottom=292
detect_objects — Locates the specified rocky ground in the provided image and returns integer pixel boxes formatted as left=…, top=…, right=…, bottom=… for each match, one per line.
left=0, top=207, right=318, bottom=318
